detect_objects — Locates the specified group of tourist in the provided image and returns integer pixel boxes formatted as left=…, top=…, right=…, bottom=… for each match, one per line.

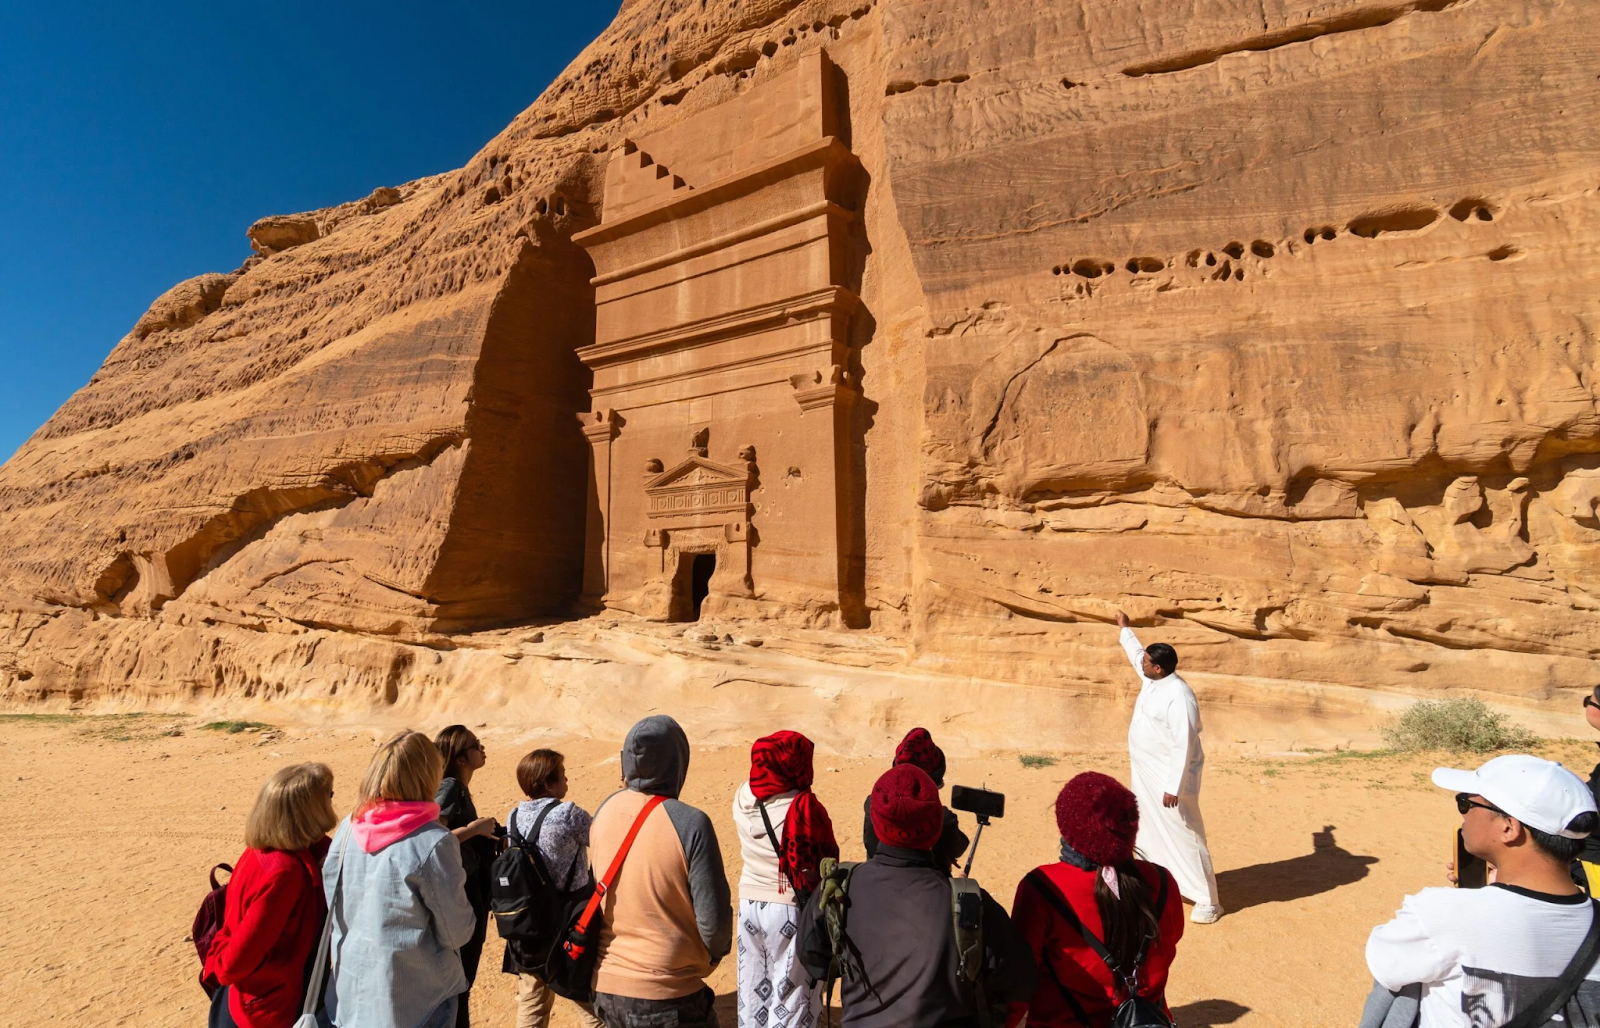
left=195, top=619, right=1600, bottom=1028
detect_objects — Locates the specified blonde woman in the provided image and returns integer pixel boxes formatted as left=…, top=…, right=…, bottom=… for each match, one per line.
left=203, top=763, right=339, bottom=1028
left=323, top=730, right=476, bottom=1028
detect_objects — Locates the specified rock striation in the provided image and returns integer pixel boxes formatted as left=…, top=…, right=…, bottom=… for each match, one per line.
left=2, top=0, right=1599, bottom=729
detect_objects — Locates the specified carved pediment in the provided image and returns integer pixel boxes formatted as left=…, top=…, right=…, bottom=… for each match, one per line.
left=645, top=456, right=751, bottom=522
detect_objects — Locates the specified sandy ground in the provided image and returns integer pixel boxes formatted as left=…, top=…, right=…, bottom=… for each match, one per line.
left=0, top=709, right=1593, bottom=1028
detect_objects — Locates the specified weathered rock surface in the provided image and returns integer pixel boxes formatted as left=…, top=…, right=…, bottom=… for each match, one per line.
left=2, top=0, right=1598, bottom=730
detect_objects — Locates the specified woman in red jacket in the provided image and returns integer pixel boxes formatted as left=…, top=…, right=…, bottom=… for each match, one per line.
left=1008, top=772, right=1186, bottom=1028
left=203, top=762, right=339, bottom=1028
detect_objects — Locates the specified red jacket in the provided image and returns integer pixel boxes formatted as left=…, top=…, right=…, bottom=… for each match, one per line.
left=1007, top=860, right=1185, bottom=1028
left=202, top=838, right=330, bottom=1028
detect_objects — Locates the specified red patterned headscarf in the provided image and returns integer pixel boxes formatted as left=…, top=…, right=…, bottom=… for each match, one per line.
left=893, top=727, right=946, bottom=787
left=750, top=731, right=839, bottom=895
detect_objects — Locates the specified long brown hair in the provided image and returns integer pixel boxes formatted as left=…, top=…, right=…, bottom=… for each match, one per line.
left=1094, top=862, right=1163, bottom=975
left=434, top=724, right=478, bottom=782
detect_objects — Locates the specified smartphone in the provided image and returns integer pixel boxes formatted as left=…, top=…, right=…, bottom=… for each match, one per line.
left=1455, top=828, right=1487, bottom=888
left=950, top=785, right=1006, bottom=820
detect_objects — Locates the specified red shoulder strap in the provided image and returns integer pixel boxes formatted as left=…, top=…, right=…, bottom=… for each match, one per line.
left=572, top=794, right=666, bottom=937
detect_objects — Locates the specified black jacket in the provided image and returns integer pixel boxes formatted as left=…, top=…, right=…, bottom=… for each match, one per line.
left=862, top=795, right=971, bottom=873
left=797, top=846, right=1036, bottom=1028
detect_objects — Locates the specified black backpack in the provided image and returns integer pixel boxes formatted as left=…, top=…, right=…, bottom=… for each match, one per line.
left=1023, top=868, right=1175, bottom=1028
left=490, top=803, right=592, bottom=992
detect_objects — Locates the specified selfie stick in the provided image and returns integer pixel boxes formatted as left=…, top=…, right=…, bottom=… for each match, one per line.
left=962, top=813, right=990, bottom=878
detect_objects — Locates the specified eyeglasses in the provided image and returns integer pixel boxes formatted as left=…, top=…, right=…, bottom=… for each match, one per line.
left=1455, top=792, right=1505, bottom=817
left=1584, top=696, right=1600, bottom=712
left=468, top=741, right=485, bottom=753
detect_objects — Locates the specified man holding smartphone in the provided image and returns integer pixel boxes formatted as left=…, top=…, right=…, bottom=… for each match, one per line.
left=1363, top=755, right=1600, bottom=1027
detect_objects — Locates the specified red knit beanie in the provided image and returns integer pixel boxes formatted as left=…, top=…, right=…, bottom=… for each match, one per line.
left=893, top=727, right=946, bottom=787
left=870, top=764, right=944, bottom=850
left=1054, top=772, right=1139, bottom=866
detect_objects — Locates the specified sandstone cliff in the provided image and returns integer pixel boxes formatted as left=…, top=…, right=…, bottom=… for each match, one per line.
left=2, top=0, right=1596, bottom=734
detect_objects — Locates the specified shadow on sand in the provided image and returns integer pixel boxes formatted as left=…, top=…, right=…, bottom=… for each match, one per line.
left=1217, top=824, right=1378, bottom=913
left=1170, top=998, right=1251, bottom=1026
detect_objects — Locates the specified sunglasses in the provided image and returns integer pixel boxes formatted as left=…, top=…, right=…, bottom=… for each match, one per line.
left=1455, top=792, right=1505, bottom=817
left=1584, top=696, right=1600, bottom=712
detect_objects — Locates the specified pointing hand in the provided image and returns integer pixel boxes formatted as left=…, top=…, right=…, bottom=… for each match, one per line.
left=1115, top=610, right=1131, bottom=629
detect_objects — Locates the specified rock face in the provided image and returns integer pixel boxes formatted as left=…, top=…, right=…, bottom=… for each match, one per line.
left=2, top=0, right=1599, bottom=721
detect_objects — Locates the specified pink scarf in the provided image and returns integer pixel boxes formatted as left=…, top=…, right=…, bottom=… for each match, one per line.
left=353, top=800, right=441, bottom=854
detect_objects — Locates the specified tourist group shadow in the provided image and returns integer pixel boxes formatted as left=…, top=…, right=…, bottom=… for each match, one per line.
left=1170, top=999, right=1251, bottom=1026
left=715, top=994, right=1250, bottom=1025
left=1216, top=824, right=1378, bottom=912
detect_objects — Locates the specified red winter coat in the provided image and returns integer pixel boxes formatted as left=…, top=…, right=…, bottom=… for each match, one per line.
left=1007, top=860, right=1185, bottom=1028
left=202, top=838, right=330, bottom=1028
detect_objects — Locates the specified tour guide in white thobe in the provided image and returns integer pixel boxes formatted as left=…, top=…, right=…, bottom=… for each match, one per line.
left=1118, top=619, right=1222, bottom=922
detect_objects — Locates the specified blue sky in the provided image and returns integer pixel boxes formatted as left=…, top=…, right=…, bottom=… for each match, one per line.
left=0, top=2, right=617, bottom=462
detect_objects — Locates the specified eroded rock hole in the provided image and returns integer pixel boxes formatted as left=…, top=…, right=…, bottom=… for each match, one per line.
left=1449, top=197, right=1496, bottom=222
left=1487, top=245, right=1520, bottom=262
left=1223, top=241, right=1244, bottom=259
left=1347, top=206, right=1440, bottom=238
left=1071, top=258, right=1106, bottom=279
left=1251, top=240, right=1275, bottom=258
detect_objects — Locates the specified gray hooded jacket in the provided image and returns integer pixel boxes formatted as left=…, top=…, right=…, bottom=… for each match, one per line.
left=595, top=716, right=733, bottom=969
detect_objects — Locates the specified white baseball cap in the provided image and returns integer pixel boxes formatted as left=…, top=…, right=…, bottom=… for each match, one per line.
left=1433, top=754, right=1598, bottom=839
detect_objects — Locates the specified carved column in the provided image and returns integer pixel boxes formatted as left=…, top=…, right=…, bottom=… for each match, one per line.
left=578, top=409, right=621, bottom=608
left=792, top=364, right=859, bottom=614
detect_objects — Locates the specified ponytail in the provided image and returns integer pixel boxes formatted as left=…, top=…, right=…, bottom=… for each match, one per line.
left=1091, top=861, right=1162, bottom=973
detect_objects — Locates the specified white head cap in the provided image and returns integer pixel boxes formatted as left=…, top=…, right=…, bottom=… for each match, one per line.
left=1432, top=754, right=1598, bottom=839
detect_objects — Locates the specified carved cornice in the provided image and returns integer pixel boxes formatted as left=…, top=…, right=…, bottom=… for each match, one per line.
left=578, top=285, right=859, bottom=370
left=590, top=201, right=853, bottom=289
left=574, top=136, right=860, bottom=252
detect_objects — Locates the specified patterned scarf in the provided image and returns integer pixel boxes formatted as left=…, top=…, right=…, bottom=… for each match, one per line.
left=750, top=731, right=839, bottom=895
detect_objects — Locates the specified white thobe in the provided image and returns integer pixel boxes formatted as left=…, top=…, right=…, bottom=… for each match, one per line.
left=1121, top=627, right=1219, bottom=906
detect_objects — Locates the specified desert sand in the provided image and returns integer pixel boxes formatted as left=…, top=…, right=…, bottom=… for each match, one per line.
left=2, top=706, right=1592, bottom=1028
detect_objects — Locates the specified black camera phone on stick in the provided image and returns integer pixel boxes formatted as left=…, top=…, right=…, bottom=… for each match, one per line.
left=950, top=786, right=1005, bottom=877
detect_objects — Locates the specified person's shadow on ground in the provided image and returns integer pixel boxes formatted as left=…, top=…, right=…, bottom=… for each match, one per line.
left=1170, top=999, right=1250, bottom=1025
left=1217, top=825, right=1378, bottom=912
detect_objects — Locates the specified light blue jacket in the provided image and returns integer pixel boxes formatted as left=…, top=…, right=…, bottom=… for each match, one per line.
left=322, top=816, right=476, bottom=1028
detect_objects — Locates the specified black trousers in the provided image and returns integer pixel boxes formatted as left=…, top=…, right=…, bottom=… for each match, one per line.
left=594, top=987, right=719, bottom=1028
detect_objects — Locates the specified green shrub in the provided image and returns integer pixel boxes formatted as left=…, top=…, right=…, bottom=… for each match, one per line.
left=1018, top=754, right=1059, bottom=769
left=1382, top=697, right=1538, bottom=753
left=201, top=720, right=274, bottom=734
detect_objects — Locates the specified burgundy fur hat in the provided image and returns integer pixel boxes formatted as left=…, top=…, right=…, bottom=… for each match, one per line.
left=893, top=727, right=946, bottom=787
left=1055, top=772, right=1140, bottom=866
left=871, top=764, right=944, bottom=850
